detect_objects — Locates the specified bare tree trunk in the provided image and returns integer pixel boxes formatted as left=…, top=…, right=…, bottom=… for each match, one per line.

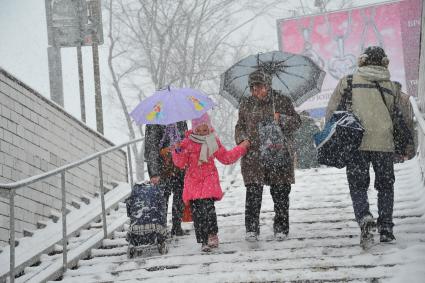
left=106, top=0, right=145, bottom=181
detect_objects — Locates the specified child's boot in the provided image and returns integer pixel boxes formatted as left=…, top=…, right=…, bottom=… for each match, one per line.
left=208, top=234, right=219, bottom=248
left=201, top=243, right=211, bottom=252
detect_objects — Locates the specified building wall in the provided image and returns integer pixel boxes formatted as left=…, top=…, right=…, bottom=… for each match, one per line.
left=0, top=69, right=128, bottom=246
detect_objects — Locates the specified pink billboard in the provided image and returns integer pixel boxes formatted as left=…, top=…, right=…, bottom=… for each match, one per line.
left=277, top=0, right=422, bottom=118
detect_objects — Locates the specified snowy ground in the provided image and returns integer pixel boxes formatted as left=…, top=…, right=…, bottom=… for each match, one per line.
left=50, top=158, right=425, bottom=283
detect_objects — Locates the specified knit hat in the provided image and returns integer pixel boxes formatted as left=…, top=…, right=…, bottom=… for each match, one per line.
left=248, top=70, right=272, bottom=87
left=358, top=46, right=389, bottom=67
left=191, top=113, right=212, bottom=130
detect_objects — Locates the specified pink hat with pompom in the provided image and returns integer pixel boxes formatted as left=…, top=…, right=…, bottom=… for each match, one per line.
left=191, top=113, right=212, bottom=130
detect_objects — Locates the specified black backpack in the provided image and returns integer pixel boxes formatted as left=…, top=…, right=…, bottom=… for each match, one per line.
left=374, top=81, right=413, bottom=156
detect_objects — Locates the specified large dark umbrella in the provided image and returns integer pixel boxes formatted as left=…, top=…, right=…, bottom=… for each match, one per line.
left=219, top=51, right=326, bottom=108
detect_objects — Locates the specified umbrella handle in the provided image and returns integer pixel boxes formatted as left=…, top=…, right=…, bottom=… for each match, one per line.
left=270, top=88, right=276, bottom=115
left=159, top=123, right=182, bottom=149
left=169, top=123, right=182, bottom=145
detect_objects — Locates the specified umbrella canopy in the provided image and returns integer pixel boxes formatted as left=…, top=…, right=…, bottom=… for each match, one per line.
left=130, top=87, right=214, bottom=125
left=219, top=51, right=326, bottom=108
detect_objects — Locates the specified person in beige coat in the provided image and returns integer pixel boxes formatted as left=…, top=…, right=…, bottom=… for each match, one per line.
left=326, top=46, right=402, bottom=245
left=235, top=70, right=301, bottom=241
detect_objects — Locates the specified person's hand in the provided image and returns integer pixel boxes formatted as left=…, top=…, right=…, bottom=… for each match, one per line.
left=274, top=112, right=281, bottom=122
left=240, top=140, right=250, bottom=149
left=171, top=142, right=182, bottom=153
left=150, top=176, right=160, bottom=185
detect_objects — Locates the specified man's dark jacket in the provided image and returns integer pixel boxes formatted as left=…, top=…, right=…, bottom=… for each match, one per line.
left=144, top=122, right=187, bottom=179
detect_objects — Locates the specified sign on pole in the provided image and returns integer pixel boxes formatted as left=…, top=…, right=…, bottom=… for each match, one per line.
left=46, top=0, right=103, bottom=47
left=45, top=0, right=104, bottom=133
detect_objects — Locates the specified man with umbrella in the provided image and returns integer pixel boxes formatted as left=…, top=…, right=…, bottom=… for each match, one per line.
left=235, top=70, right=301, bottom=241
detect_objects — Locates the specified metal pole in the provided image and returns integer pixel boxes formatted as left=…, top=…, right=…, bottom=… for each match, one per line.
left=77, top=45, right=86, bottom=122
left=61, top=172, right=68, bottom=272
left=98, top=157, right=107, bottom=238
left=45, top=0, right=64, bottom=107
left=92, top=38, right=104, bottom=134
left=127, top=145, right=134, bottom=188
left=47, top=46, right=64, bottom=107
left=9, top=189, right=15, bottom=283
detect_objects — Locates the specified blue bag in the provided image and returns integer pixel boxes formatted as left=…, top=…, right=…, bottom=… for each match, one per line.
left=314, top=111, right=364, bottom=168
left=124, top=182, right=167, bottom=246
left=314, top=75, right=364, bottom=168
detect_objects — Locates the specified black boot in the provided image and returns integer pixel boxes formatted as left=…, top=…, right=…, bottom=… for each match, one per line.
left=380, top=230, right=396, bottom=243
left=360, top=215, right=376, bottom=249
left=171, top=224, right=184, bottom=236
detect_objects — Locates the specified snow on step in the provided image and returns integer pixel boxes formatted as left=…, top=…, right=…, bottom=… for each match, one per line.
left=1, top=183, right=132, bottom=282
left=57, top=159, right=425, bottom=283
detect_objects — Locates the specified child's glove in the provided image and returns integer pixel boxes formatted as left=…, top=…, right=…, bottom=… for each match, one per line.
left=239, top=140, right=251, bottom=149
left=172, top=142, right=182, bottom=153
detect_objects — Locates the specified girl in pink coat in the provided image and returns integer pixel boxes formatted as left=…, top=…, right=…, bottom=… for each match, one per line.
left=172, top=113, right=250, bottom=252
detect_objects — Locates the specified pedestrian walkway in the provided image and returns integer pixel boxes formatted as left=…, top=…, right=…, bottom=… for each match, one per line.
left=55, top=158, right=425, bottom=282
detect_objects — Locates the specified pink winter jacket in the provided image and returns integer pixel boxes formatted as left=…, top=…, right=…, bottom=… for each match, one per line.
left=172, top=130, right=247, bottom=204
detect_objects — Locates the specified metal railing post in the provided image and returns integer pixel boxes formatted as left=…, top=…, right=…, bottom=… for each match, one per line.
left=98, top=157, right=107, bottom=238
left=9, top=189, right=15, bottom=283
left=61, top=172, right=68, bottom=272
left=127, top=145, right=134, bottom=188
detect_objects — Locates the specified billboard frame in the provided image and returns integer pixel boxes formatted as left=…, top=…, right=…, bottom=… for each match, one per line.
left=276, top=0, right=401, bottom=52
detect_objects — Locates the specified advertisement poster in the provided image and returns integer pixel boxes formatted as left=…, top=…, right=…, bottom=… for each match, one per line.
left=277, top=0, right=422, bottom=118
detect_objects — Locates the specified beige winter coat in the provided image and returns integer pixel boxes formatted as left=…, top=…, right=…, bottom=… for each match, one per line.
left=326, top=66, right=400, bottom=152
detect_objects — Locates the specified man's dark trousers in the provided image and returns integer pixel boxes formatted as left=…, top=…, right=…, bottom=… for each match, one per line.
left=245, top=184, right=291, bottom=235
left=162, top=175, right=184, bottom=229
left=346, top=151, right=395, bottom=232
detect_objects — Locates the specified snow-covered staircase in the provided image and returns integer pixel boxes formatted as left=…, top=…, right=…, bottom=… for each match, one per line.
left=44, top=158, right=425, bottom=283
left=0, top=183, right=132, bottom=283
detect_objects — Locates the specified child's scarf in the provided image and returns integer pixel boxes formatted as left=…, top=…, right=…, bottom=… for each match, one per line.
left=189, top=133, right=219, bottom=164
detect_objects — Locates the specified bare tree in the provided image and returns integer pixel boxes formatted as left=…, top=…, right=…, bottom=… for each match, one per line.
left=105, top=0, right=287, bottom=180
left=106, top=0, right=146, bottom=180
left=110, top=0, right=286, bottom=89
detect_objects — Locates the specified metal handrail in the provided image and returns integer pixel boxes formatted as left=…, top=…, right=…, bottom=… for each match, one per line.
left=410, top=96, right=425, bottom=185
left=1, top=137, right=143, bottom=282
left=0, top=138, right=142, bottom=190
left=410, top=96, right=425, bottom=135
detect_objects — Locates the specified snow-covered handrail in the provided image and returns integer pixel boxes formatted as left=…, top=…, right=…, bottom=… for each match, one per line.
left=0, top=137, right=143, bottom=190
left=410, top=96, right=425, bottom=135
left=1, top=137, right=144, bottom=283
left=410, top=96, right=425, bottom=185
